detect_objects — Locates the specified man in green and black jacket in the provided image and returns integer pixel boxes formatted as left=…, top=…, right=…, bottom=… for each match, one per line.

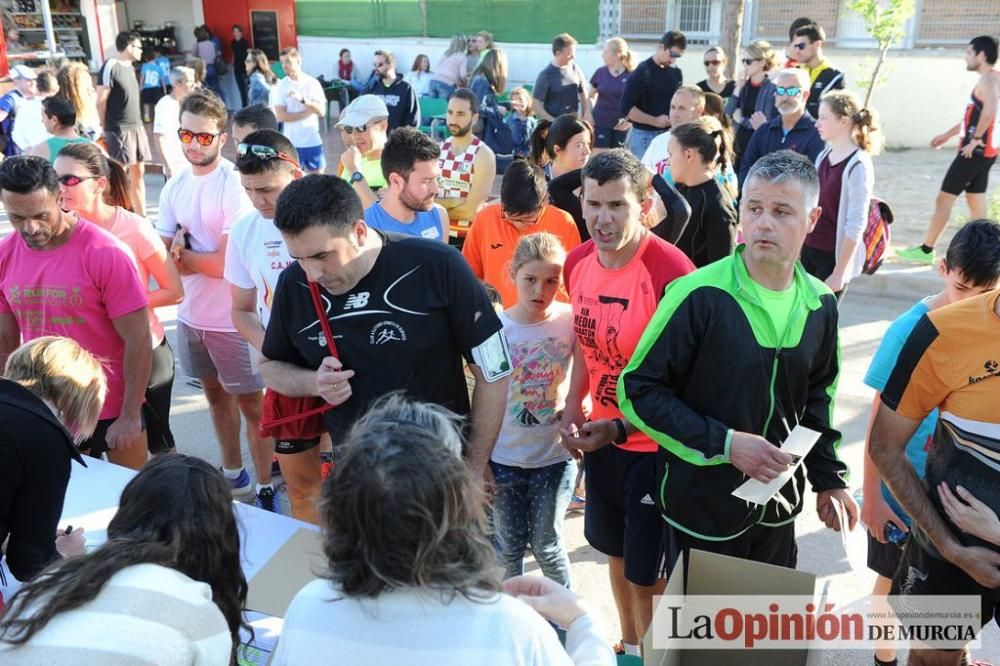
left=618, top=150, right=857, bottom=569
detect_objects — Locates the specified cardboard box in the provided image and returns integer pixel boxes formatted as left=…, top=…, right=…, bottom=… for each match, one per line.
left=245, top=527, right=326, bottom=617
left=642, top=549, right=822, bottom=666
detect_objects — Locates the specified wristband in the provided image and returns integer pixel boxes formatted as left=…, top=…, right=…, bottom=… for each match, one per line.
left=612, top=418, right=628, bottom=445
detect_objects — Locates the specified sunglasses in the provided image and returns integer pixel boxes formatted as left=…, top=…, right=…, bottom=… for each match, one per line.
left=793, top=42, right=809, bottom=50
left=237, top=142, right=301, bottom=168
left=775, top=86, right=803, bottom=97
left=704, top=60, right=721, bottom=66
left=742, top=58, right=761, bottom=66
left=57, top=174, right=98, bottom=187
left=177, top=129, right=220, bottom=146
left=669, top=51, right=684, bottom=59
left=342, top=124, right=369, bottom=135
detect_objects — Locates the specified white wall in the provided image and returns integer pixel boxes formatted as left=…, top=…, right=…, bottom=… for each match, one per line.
left=299, top=36, right=973, bottom=148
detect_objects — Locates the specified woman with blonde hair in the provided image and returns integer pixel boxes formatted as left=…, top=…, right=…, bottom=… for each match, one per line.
left=725, top=39, right=780, bottom=168
left=804, top=89, right=883, bottom=299
left=697, top=46, right=735, bottom=100
left=0, top=337, right=106, bottom=583
left=271, top=395, right=613, bottom=664
left=56, top=62, right=101, bottom=141
left=588, top=37, right=635, bottom=152
left=429, top=33, right=469, bottom=99
left=505, top=87, right=537, bottom=158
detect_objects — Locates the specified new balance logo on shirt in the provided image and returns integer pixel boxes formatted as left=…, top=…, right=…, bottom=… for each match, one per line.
left=343, top=292, right=370, bottom=310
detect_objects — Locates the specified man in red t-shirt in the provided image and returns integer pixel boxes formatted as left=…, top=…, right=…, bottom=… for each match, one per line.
left=561, top=149, right=694, bottom=656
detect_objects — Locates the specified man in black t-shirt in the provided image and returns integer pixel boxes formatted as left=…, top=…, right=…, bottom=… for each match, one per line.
left=260, top=175, right=512, bottom=487
left=532, top=33, right=590, bottom=121
left=97, top=31, right=151, bottom=215
left=621, top=30, right=686, bottom=160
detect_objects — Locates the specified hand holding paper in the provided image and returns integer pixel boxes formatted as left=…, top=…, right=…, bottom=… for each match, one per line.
left=732, top=426, right=820, bottom=505
left=729, top=431, right=794, bottom=483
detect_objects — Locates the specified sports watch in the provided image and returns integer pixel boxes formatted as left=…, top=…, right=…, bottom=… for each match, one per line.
left=612, top=418, right=628, bottom=445
left=350, top=171, right=364, bottom=184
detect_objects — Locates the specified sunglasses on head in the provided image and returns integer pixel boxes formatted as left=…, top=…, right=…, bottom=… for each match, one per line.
left=177, top=129, right=220, bottom=146
left=57, top=174, right=98, bottom=187
left=704, top=59, right=721, bottom=66
left=742, top=58, right=761, bottom=66
left=775, top=86, right=802, bottom=96
left=237, top=142, right=301, bottom=168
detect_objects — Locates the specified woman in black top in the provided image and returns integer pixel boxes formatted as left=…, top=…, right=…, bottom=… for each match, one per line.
left=0, top=337, right=106, bottom=583
left=666, top=117, right=739, bottom=267
left=530, top=115, right=593, bottom=239
left=724, top=40, right=779, bottom=171
left=697, top=46, right=736, bottom=100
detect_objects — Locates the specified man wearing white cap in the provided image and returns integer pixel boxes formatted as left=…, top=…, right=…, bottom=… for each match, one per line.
left=335, top=94, right=390, bottom=208
left=0, top=66, right=38, bottom=157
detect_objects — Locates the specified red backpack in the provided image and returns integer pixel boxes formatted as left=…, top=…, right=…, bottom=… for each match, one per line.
left=862, top=196, right=893, bottom=275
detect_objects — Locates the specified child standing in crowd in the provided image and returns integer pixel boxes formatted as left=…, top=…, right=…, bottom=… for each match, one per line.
left=505, top=87, right=537, bottom=158
left=491, top=233, right=583, bottom=586
left=139, top=50, right=165, bottom=123
left=803, top=89, right=882, bottom=299
left=666, top=116, right=738, bottom=266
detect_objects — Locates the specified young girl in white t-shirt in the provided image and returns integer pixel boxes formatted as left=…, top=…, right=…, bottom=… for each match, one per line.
left=490, top=232, right=584, bottom=587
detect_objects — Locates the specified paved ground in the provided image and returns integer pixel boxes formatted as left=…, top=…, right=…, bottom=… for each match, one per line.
left=3, top=126, right=999, bottom=663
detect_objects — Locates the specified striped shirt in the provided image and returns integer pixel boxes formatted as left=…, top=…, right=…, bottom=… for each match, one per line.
left=0, top=563, right=232, bottom=665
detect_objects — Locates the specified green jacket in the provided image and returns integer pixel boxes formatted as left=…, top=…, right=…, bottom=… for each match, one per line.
left=618, top=247, right=849, bottom=541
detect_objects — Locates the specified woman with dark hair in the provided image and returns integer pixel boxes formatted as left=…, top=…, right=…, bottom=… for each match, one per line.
left=272, top=395, right=613, bottom=665
left=0, top=455, right=248, bottom=662
left=338, top=49, right=366, bottom=97
left=0, top=337, right=106, bottom=585
left=55, top=142, right=184, bottom=458
left=192, top=26, right=220, bottom=95
left=666, top=116, right=738, bottom=267
left=531, top=115, right=593, bottom=239
left=245, top=48, right=277, bottom=107
left=469, top=48, right=512, bottom=155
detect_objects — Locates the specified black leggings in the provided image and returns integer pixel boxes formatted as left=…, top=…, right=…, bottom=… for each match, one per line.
left=800, top=245, right=847, bottom=303
left=144, top=338, right=176, bottom=454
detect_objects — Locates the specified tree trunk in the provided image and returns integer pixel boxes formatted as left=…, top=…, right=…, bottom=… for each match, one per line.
left=864, top=44, right=890, bottom=108
left=720, top=0, right=746, bottom=80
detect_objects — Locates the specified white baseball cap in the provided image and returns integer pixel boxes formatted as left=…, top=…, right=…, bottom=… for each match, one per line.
left=10, top=65, right=38, bottom=81
left=335, top=95, right=389, bottom=129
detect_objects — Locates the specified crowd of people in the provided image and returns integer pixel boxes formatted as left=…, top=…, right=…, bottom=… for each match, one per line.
left=0, top=17, right=997, bottom=666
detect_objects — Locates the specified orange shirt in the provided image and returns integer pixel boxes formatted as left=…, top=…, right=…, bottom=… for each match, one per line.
left=462, top=202, right=581, bottom=308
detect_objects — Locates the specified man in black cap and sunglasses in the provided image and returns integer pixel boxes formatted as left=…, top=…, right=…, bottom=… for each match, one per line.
left=223, top=129, right=312, bottom=518
left=155, top=89, right=274, bottom=506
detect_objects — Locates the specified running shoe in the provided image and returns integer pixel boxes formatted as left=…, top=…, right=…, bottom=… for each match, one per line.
left=567, top=494, right=586, bottom=513
left=226, top=468, right=252, bottom=497
left=255, top=486, right=282, bottom=514
left=895, top=245, right=935, bottom=265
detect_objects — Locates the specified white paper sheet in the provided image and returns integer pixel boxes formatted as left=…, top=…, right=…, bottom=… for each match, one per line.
left=732, top=426, right=822, bottom=505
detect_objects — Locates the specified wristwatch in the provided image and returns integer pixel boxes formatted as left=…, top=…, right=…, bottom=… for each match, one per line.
left=350, top=171, right=365, bottom=184
left=612, top=418, right=628, bottom=445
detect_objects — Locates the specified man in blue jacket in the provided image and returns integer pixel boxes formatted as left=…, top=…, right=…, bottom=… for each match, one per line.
left=738, top=68, right=824, bottom=186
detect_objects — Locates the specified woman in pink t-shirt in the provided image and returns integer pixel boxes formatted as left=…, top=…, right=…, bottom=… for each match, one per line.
left=54, top=142, right=184, bottom=457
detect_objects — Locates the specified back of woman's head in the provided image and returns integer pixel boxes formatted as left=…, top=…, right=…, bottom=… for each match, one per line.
left=4, top=336, right=106, bottom=443
left=820, top=89, right=884, bottom=155
left=320, top=394, right=498, bottom=600
left=671, top=115, right=732, bottom=172
left=0, top=455, right=247, bottom=654
left=472, top=47, right=507, bottom=94
left=58, top=141, right=134, bottom=211
left=56, top=62, right=94, bottom=119
left=746, top=40, right=780, bottom=71
left=446, top=33, right=468, bottom=57
left=702, top=92, right=731, bottom=130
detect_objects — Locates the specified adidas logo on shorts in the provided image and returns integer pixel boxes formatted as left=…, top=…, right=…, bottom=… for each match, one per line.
left=640, top=494, right=655, bottom=506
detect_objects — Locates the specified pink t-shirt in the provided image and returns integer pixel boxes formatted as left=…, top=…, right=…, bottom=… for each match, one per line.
left=564, top=233, right=695, bottom=453
left=85, top=208, right=168, bottom=346
left=0, top=221, right=149, bottom=419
